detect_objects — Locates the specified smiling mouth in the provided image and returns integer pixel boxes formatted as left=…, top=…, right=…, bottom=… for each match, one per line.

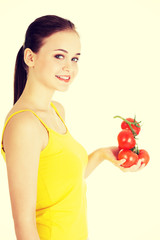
left=56, top=75, right=71, bottom=82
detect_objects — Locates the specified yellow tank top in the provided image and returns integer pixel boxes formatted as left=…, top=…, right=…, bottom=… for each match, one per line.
left=1, top=102, right=88, bottom=240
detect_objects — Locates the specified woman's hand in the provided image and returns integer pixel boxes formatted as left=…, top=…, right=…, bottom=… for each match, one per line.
left=100, top=146, right=145, bottom=172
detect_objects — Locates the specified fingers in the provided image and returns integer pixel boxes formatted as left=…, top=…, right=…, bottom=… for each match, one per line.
left=119, top=159, right=126, bottom=166
left=108, top=151, right=145, bottom=173
left=118, top=165, right=129, bottom=172
left=119, top=160, right=145, bottom=172
left=135, top=159, right=146, bottom=171
left=111, top=158, right=126, bottom=170
left=136, top=159, right=142, bottom=168
left=129, top=164, right=140, bottom=172
left=137, top=163, right=145, bottom=171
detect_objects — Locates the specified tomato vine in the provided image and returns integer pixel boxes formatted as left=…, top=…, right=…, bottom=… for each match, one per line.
left=114, top=115, right=141, bottom=137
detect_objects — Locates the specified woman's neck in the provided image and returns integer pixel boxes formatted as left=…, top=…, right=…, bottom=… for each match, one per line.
left=16, top=77, right=55, bottom=111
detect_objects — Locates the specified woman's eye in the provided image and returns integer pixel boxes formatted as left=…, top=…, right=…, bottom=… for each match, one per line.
left=54, top=55, right=79, bottom=62
left=72, top=57, right=79, bottom=62
left=54, top=54, right=64, bottom=59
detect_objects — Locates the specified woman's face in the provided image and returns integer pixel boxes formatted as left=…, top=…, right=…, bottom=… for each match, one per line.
left=30, top=30, right=81, bottom=92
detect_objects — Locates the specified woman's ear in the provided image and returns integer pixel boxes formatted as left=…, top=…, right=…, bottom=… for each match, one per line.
left=24, top=48, right=35, bottom=67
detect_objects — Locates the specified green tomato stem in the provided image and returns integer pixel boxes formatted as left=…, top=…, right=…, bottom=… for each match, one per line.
left=131, top=144, right=140, bottom=155
left=113, top=115, right=139, bottom=137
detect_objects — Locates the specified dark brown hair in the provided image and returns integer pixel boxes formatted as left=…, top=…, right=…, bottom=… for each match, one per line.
left=14, top=15, right=76, bottom=104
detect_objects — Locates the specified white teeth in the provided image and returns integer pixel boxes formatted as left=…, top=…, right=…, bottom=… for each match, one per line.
left=57, top=75, right=70, bottom=80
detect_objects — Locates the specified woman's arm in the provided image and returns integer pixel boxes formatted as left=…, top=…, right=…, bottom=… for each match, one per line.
left=84, top=148, right=104, bottom=179
left=84, top=146, right=144, bottom=178
left=3, top=112, right=44, bottom=240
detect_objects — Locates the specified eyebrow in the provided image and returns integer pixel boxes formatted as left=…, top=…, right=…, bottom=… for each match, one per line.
left=54, top=49, right=81, bottom=55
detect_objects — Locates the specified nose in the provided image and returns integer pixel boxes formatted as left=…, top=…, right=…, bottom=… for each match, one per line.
left=62, top=60, right=72, bottom=72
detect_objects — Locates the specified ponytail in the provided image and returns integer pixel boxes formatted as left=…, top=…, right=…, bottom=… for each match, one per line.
left=13, top=46, right=27, bottom=104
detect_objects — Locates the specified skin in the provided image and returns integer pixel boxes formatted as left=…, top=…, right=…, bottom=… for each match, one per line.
left=2, top=30, right=144, bottom=240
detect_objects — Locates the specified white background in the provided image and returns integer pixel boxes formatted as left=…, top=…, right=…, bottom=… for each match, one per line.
left=0, top=0, right=160, bottom=239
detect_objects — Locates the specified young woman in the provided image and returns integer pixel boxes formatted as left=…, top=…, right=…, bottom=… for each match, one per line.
left=1, top=15, right=143, bottom=240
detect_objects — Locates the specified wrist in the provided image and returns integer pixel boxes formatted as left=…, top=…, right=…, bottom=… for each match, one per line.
left=88, top=148, right=105, bottom=162
left=96, top=148, right=106, bottom=162
left=99, top=146, right=119, bottom=162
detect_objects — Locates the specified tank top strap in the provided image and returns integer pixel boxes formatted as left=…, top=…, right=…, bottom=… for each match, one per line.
left=1, top=109, right=50, bottom=153
left=1, top=102, right=66, bottom=154
left=50, top=101, right=66, bottom=126
left=5, top=109, right=49, bottom=132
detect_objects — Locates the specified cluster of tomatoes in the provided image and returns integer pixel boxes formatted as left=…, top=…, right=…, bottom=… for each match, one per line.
left=114, top=116, right=150, bottom=168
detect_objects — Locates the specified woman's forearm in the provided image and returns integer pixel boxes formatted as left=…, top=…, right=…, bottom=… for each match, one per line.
left=14, top=219, right=40, bottom=240
left=84, top=146, right=122, bottom=179
left=84, top=148, right=104, bottom=179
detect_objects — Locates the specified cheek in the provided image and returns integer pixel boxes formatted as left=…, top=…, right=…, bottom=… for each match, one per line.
left=40, top=61, right=59, bottom=77
left=34, top=60, right=54, bottom=84
left=35, top=59, right=48, bottom=75
left=73, top=64, right=79, bottom=76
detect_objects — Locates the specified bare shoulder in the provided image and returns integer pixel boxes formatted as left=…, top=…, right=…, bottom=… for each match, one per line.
left=4, top=105, right=32, bottom=124
left=52, top=100, right=65, bottom=120
left=3, top=111, right=43, bottom=153
left=4, top=110, right=41, bottom=131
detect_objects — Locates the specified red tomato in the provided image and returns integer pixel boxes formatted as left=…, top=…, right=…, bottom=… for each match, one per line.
left=118, top=129, right=136, bottom=150
left=138, top=149, right=150, bottom=166
left=121, top=118, right=141, bottom=136
left=118, top=149, right=139, bottom=168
